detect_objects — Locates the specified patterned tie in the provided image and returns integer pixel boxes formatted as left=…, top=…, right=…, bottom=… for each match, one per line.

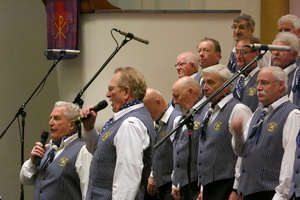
left=228, top=51, right=237, bottom=73
left=100, top=100, right=142, bottom=134
left=233, top=75, right=245, bottom=100
left=42, top=131, right=76, bottom=170
left=200, top=108, right=213, bottom=141
left=100, top=118, right=114, bottom=134
left=292, top=73, right=300, bottom=93
left=42, top=148, right=56, bottom=171
left=248, top=108, right=268, bottom=143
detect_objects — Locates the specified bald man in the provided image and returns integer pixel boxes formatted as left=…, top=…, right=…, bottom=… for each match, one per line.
left=144, top=88, right=182, bottom=200
left=171, top=77, right=207, bottom=200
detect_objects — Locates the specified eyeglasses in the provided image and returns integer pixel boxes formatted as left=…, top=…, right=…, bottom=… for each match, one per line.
left=231, top=25, right=247, bottom=31
left=256, top=80, right=279, bottom=87
left=107, top=85, right=125, bottom=92
left=174, top=62, right=189, bottom=67
left=235, top=49, right=250, bottom=56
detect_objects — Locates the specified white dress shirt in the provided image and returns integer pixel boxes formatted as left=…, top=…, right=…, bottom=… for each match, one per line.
left=233, top=96, right=300, bottom=200
left=83, top=103, right=150, bottom=200
left=20, top=134, right=92, bottom=200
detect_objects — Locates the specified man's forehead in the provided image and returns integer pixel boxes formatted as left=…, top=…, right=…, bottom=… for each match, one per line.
left=233, top=20, right=248, bottom=25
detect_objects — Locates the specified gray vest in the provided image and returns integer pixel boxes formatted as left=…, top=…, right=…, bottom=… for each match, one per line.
left=198, top=98, right=239, bottom=186
left=34, top=138, right=84, bottom=200
left=173, top=103, right=208, bottom=187
left=235, top=72, right=259, bottom=112
left=86, top=106, right=155, bottom=200
left=239, top=101, right=298, bottom=196
left=292, top=141, right=300, bottom=197
left=153, top=108, right=181, bottom=188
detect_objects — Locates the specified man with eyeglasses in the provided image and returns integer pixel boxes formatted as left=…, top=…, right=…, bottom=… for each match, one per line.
left=80, top=67, right=156, bottom=199
left=232, top=36, right=261, bottom=112
left=175, top=51, right=201, bottom=83
left=196, top=64, right=252, bottom=200
left=231, top=66, right=300, bottom=200
left=228, top=13, right=271, bottom=73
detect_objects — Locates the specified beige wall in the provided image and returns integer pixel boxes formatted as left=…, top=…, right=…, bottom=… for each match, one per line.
left=0, top=1, right=59, bottom=199
left=57, top=11, right=240, bottom=130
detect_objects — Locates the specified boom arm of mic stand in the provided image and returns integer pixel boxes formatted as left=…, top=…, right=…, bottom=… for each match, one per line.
left=0, top=55, right=65, bottom=139
left=154, top=52, right=265, bottom=149
left=72, top=36, right=133, bottom=107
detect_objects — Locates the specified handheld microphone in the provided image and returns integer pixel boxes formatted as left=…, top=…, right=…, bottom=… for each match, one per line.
left=243, top=44, right=291, bottom=51
left=35, top=131, right=49, bottom=166
left=46, top=49, right=80, bottom=55
left=74, top=100, right=108, bottom=124
left=113, top=28, right=149, bottom=45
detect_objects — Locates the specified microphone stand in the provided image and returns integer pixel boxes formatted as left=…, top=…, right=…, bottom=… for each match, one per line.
left=72, top=33, right=134, bottom=107
left=0, top=53, right=66, bottom=200
left=154, top=52, right=265, bottom=149
left=154, top=51, right=265, bottom=197
left=186, top=116, right=194, bottom=200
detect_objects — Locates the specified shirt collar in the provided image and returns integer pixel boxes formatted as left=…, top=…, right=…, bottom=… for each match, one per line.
left=160, top=104, right=174, bottom=124
left=283, top=63, right=297, bottom=75
left=258, top=95, right=289, bottom=113
left=50, top=133, right=78, bottom=150
left=211, top=93, right=233, bottom=111
left=113, top=103, right=144, bottom=121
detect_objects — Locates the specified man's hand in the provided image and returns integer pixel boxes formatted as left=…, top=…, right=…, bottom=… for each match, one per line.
left=228, top=191, right=243, bottom=200
left=146, top=176, right=157, bottom=196
left=197, top=191, right=203, bottom=200
left=171, top=187, right=181, bottom=200
left=230, top=117, right=244, bottom=138
left=80, top=105, right=97, bottom=132
left=30, top=142, right=47, bottom=164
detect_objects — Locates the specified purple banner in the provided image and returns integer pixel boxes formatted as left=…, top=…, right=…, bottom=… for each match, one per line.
left=46, top=0, right=78, bottom=59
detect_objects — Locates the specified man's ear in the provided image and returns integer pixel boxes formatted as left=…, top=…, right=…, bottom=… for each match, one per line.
left=124, top=86, right=131, bottom=100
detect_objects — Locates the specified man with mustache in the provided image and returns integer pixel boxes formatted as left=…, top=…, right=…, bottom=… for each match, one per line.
left=228, top=13, right=271, bottom=73
left=231, top=66, right=300, bottom=200
left=271, top=32, right=299, bottom=95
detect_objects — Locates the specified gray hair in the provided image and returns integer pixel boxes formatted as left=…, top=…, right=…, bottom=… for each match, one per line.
left=54, top=101, right=80, bottom=121
left=269, top=66, right=288, bottom=93
left=233, top=13, right=256, bottom=29
left=177, top=51, right=200, bottom=71
left=278, top=14, right=300, bottom=30
left=273, top=32, right=300, bottom=53
left=202, top=64, right=233, bottom=89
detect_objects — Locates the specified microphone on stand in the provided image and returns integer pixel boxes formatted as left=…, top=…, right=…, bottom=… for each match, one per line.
left=244, top=44, right=291, bottom=51
left=74, top=100, right=108, bottom=124
left=45, top=49, right=80, bottom=55
left=35, top=131, right=49, bottom=166
left=113, top=28, right=149, bottom=45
